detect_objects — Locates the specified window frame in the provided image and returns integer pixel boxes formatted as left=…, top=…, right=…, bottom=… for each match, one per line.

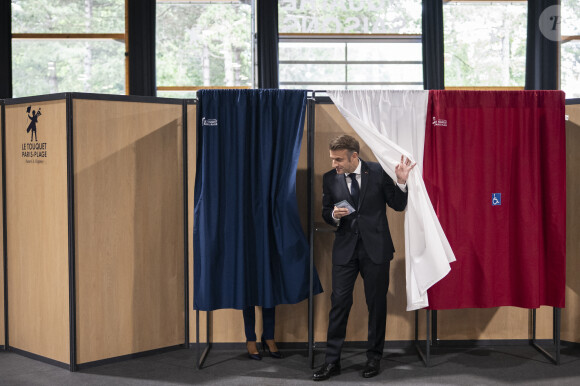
left=278, top=33, right=423, bottom=89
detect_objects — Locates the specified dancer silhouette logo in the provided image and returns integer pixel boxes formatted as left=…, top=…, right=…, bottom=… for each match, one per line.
left=21, top=105, right=48, bottom=164
left=26, top=105, right=42, bottom=141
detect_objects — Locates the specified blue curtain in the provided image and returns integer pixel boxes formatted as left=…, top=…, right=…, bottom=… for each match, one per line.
left=194, top=89, right=322, bottom=311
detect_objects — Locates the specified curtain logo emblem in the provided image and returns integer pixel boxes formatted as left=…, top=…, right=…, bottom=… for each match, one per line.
left=202, top=117, right=218, bottom=126
left=492, top=193, right=501, bottom=206
left=21, top=105, right=48, bottom=164
left=432, top=116, right=447, bottom=127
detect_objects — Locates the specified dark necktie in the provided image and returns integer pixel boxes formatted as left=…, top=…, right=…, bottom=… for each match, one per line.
left=349, top=173, right=359, bottom=206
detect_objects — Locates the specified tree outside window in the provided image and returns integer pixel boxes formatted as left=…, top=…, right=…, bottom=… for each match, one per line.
left=562, top=0, right=580, bottom=98
left=11, top=0, right=125, bottom=97
left=156, top=0, right=253, bottom=98
left=444, top=1, right=527, bottom=88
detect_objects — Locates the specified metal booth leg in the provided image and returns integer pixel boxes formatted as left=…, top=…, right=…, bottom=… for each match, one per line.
left=414, top=309, right=431, bottom=367
left=196, top=310, right=212, bottom=369
left=531, top=307, right=561, bottom=365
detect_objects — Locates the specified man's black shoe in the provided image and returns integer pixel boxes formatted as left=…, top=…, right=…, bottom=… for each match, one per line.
left=362, top=359, right=380, bottom=378
left=312, top=362, right=341, bottom=381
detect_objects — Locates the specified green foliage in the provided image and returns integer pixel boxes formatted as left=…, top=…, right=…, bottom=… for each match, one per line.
left=562, top=0, right=580, bottom=97
left=12, top=40, right=125, bottom=97
left=10, top=0, right=580, bottom=96
left=443, top=2, right=527, bottom=87
left=277, top=1, right=422, bottom=89
left=12, top=0, right=124, bottom=33
left=156, top=3, right=252, bottom=88
left=278, top=0, right=421, bottom=34
left=11, top=0, right=125, bottom=97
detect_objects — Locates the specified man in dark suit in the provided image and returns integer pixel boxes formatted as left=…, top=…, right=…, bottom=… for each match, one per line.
left=313, top=134, right=414, bottom=381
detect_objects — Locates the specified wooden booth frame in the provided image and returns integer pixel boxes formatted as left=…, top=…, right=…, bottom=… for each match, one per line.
left=1, top=99, right=6, bottom=351
left=1, top=93, right=189, bottom=371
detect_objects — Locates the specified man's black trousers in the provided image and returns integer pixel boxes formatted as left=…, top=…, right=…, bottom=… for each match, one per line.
left=325, top=238, right=391, bottom=364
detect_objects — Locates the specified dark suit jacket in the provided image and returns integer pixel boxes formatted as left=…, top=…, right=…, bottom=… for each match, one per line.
left=322, top=160, right=408, bottom=265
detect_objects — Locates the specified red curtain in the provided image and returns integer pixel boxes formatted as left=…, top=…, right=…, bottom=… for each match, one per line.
left=424, top=91, right=566, bottom=309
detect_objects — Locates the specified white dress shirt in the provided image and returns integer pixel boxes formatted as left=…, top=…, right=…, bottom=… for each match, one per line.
left=332, top=159, right=407, bottom=221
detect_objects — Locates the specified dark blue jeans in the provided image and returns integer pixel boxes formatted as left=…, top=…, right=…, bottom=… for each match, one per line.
left=242, top=306, right=275, bottom=341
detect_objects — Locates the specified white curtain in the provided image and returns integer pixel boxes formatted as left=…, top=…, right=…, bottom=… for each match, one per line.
left=327, top=90, right=455, bottom=310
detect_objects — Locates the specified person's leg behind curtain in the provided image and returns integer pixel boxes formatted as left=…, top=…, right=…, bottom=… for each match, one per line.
left=243, top=306, right=261, bottom=360
left=261, top=307, right=282, bottom=358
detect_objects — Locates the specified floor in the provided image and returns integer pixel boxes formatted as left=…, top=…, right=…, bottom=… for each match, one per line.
left=1, top=344, right=579, bottom=385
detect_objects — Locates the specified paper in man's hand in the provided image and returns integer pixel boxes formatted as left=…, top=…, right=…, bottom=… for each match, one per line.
left=335, top=200, right=356, bottom=214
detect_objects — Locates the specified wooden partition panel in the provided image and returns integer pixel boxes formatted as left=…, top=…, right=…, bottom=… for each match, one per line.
left=73, top=99, right=185, bottom=364
left=188, top=103, right=202, bottom=342
left=0, top=104, right=4, bottom=348
left=563, top=104, right=580, bottom=344
left=5, top=100, right=70, bottom=364
left=437, top=307, right=551, bottom=340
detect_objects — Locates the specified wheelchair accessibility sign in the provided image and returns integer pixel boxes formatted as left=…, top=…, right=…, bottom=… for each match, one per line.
left=492, top=193, right=501, bottom=206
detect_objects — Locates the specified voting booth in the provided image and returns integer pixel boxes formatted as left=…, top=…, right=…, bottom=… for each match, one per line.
left=1, top=92, right=579, bottom=372
left=188, top=94, right=568, bottom=354
left=187, top=97, right=314, bottom=347
left=311, top=100, right=416, bottom=345
left=3, top=93, right=186, bottom=370
left=423, top=97, right=580, bottom=358
left=309, top=94, right=566, bottom=367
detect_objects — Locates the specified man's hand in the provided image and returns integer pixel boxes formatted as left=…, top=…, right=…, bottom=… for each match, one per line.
left=333, top=206, right=350, bottom=219
left=395, top=155, right=416, bottom=184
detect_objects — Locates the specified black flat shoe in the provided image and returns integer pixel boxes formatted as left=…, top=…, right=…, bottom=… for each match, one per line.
left=313, top=362, right=341, bottom=381
left=362, top=358, right=380, bottom=378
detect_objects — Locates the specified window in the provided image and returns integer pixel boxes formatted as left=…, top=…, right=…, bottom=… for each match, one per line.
left=278, top=0, right=423, bottom=90
left=156, top=0, right=254, bottom=98
left=11, top=0, right=126, bottom=97
left=444, top=1, right=527, bottom=88
left=562, top=0, right=580, bottom=98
